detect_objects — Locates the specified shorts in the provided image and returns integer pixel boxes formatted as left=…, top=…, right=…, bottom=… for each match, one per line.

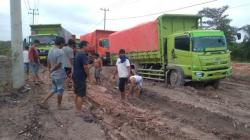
left=73, top=79, right=86, bottom=97
left=135, top=79, right=143, bottom=89
left=119, top=78, right=128, bottom=92
left=51, top=78, right=65, bottom=95
left=24, top=63, right=29, bottom=74
left=94, top=68, right=101, bottom=79
left=30, top=63, right=39, bottom=75
left=64, top=67, right=72, bottom=78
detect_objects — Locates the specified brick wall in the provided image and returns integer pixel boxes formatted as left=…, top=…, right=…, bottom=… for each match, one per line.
left=0, top=55, right=11, bottom=92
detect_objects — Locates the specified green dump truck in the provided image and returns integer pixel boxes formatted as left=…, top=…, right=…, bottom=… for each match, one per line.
left=28, top=24, right=73, bottom=64
left=109, top=14, right=232, bottom=88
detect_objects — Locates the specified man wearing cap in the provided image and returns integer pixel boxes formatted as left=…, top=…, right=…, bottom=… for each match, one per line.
left=72, top=41, right=91, bottom=115
left=40, top=36, right=66, bottom=109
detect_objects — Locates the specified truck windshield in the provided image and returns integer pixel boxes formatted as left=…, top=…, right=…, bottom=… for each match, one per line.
left=102, top=39, right=109, bottom=48
left=192, top=36, right=227, bottom=52
left=30, top=35, right=56, bottom=45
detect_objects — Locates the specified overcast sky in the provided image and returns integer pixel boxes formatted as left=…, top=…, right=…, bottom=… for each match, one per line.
left=0, top=0, right=250, bottom=41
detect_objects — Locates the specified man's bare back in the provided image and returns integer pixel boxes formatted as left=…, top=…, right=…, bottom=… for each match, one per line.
left=94, top=58, right=102, bottom=68
left=93, top=55, right=103, bottom=84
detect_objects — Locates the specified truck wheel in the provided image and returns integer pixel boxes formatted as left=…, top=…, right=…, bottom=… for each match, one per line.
left=212, top=80, right=220, bottom=89
left=169, top=69, right=184, bottom=88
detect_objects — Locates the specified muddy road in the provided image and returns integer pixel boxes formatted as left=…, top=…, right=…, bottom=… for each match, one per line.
left=1, top=63, right=250, bottom=140
left=89, top=66, right=250, bottom=140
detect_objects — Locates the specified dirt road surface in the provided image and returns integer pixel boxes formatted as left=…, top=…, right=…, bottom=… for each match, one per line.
left=1, top=63, right=250, bottom=140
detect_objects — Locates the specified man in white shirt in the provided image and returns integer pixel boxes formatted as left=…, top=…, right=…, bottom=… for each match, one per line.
left=23, top=46, right=29, bottom=81
left=113, top=49, right=130, bottom=100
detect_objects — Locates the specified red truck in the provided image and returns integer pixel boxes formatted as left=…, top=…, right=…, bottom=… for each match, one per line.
left=80, top=30, right=115, bottom=65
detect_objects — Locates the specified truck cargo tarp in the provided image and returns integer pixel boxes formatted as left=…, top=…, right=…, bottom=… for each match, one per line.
left=109, top=20, right=159, bottom=54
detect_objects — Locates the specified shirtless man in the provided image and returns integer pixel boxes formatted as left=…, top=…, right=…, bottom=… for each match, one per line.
left=93, top=53, right=103, bottom=85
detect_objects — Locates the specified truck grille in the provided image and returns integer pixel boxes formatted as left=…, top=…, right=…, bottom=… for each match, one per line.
left=200, top=57, right=230, bottom=71
left=203, top=66, right=229, bottom=71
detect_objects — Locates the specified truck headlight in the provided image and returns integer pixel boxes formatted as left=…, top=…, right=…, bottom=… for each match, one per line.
left=195, top=72, right=204, bottom=77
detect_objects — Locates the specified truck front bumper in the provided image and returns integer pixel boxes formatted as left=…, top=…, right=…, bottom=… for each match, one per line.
left=39, top=56, right=47, bottom=61
left=192, top=67, right=232, bottom=81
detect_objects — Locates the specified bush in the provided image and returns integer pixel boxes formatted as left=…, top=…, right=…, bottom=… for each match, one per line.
left=229, top=42, right=250, bottom=62
left=0, top=41, right=11, bottom=56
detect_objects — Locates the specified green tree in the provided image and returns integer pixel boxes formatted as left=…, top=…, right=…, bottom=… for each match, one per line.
left=240, top=25, right=250, bottom=43
left=198, top=5, right=237, bottom=44
left=229, top=25, right=250, bottom=62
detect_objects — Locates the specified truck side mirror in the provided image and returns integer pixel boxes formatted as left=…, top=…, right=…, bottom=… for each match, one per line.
left=236, top=33, right=241, bottom=40
left=99, top=40, right=103, bottom=47
left=172, top=49, right=176, bottom=59
left=23, top=38, right=28, bottom=47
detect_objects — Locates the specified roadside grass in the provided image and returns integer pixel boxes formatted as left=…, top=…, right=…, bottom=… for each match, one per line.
left=0, top=41, right=11, bottom=56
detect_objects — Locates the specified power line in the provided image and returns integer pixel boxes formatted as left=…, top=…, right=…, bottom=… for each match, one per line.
left=26, top=0, right=31, bottom=9
left=33, top=0, right=39, bottom=24
left=105, top=0, right=141, bottom=10
left=87, top=19, right=104, bottom=32
left=25, top=0, right=39, bottom=24
left=229, top=2, right=250, bottom=10
left=107, top=0, right=218, bottom=20
left=37, top=0, right=40, bottom=24
left=28, top=8, right=39, bottom=24
left=23, top=0, right=29, bottom=11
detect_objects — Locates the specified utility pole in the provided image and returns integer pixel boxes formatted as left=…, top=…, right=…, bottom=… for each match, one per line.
left=10, top=0, right=24, bottom=89
left=28, top=8, right=39, bottom=24
left=100, top=8, right=109, bottom=30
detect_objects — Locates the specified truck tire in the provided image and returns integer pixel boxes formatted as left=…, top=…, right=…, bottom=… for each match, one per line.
left=211, top=80, right=220, bottom=89
left=169, top=69, right=184, bottom=88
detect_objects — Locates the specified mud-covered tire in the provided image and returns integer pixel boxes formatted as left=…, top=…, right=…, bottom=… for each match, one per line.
left=211, top=80, right=220, bottom=89
left=169, top=69, right=184, bottom=88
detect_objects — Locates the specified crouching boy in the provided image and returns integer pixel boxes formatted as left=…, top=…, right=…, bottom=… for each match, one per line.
left=128, top=74, right=143, bottom=97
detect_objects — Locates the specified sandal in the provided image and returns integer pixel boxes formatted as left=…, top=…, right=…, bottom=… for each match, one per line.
left=38, top=103, right=48, bottom=109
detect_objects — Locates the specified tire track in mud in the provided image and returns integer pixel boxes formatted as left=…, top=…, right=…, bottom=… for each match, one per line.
left=133, top=80, right=250, bottom=140
left=86, top=85, right=193, bottom=140
left=90, top=67, right=250, bottom=139
left=134, top=91, right=249, bottom=139
left=86, top=84, right=226, bottom=140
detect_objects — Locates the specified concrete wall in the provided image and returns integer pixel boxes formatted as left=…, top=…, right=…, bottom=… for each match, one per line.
left=0, top=55, right=11, bottom=92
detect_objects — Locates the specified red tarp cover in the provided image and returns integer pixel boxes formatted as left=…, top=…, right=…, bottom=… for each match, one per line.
left=109, top=20, right=159, bottom=54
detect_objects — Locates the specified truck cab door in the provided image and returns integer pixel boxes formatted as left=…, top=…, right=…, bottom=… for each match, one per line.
left=172, top=35, right=192, bottom=76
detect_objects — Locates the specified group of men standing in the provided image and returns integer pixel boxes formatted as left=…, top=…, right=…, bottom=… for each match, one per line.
left=23, top=36, right=99, bottom=115
left=23, top=36, right=142, bottom=116
left=39, top=37, right=95, bottom=115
